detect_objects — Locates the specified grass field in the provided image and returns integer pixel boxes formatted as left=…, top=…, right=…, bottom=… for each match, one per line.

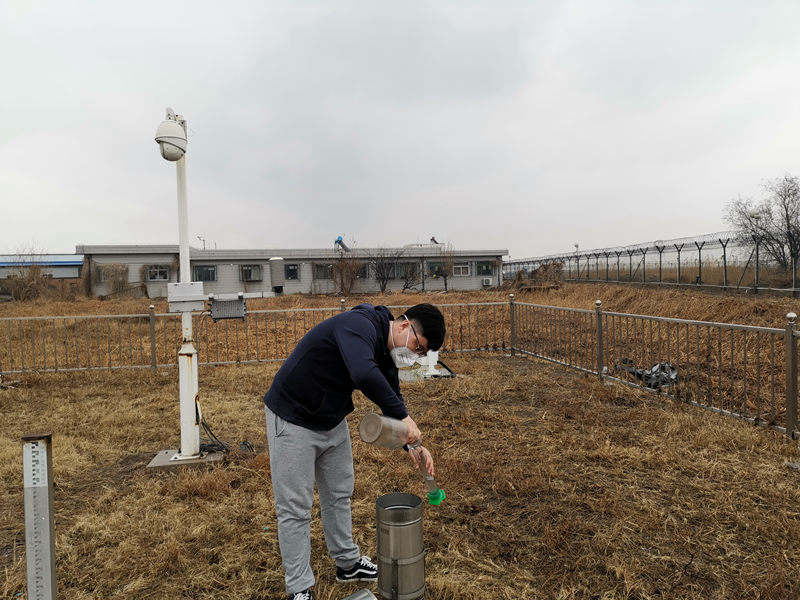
left=3, top=352, right=800, bottom=600
left=567, top=262, right=797, bottom=289
left=3, top=282, right=799, bottom=329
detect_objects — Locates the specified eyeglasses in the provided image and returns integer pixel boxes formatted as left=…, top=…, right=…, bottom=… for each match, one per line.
left=406, top=318, right=428, bottom=356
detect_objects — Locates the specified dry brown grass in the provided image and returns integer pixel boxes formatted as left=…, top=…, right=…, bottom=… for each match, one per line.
left=574, top=263, right=796, bottom=288
left=517, top=283, right=800, bottom=329
left=2, top=283, right=799, bottom=329
left=0, top=290, right=512, bottom=318
left=2, top=355, right=800, bottom=599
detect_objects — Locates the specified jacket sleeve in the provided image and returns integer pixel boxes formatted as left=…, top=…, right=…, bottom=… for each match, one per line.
left=333, top=312, right=409, bottom=420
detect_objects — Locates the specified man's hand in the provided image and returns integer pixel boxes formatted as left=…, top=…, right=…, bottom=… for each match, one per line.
left=402, top=415, right=421, bottom=445
left=409, top=446, right=435, bottom=476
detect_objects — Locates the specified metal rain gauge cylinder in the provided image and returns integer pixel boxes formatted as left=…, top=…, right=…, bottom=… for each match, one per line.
left=376, top=493, right=425, bottom=600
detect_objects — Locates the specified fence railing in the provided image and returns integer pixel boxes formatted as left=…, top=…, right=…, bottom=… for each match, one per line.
left=0, top=302, right=510, bottom=375
left=3, top=297, right=797, bottom=438
left=510, top=295, right=799, bottom=437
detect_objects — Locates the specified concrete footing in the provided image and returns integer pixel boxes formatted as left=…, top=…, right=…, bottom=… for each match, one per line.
left=147, top=449, right=224, bottom=471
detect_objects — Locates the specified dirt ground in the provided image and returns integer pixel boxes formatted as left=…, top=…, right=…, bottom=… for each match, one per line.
left=2, top=353, right=800, bottom=600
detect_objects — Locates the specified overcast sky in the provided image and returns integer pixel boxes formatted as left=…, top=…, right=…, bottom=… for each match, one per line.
left=3, top=1, right=799, bottom=259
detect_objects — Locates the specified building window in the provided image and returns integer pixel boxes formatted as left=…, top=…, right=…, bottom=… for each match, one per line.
left=476, top=261, right=495, bottom=276
left=146, top=265, right=169, bottom=281
left=453, top=262, right=470, bottom=277
left=240, top=264, right=262, bottom=282
left=314, top=263, right=334, bottom=280
left=389, top=262, right=412, bottom=279
left=285, top=263, right=299, bottom=280
left=356, top=263, right=369, bottom=279
left=193, top=265, right=217, bottom=282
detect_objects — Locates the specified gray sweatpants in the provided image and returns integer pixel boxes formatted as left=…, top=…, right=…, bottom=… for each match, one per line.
left=265, top=406, right=361, bottom=594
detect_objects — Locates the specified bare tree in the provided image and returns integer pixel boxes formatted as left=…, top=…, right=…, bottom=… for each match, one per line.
left=2, top=245, right=86, bottom=301
left=332, top=239, right=363, bottom=295
left=93, top=264, right=130, bottom=296
left=369, top=248, right=405, bottom=293
left=3, top=248, right=49, bottom=301
left=400, top=261, right=422, bottom=291
left=429, top=243, right=456, bottom=291
left=726, top=175, right=800, bottom=269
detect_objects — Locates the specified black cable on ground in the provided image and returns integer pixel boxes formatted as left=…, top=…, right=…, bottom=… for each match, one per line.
left=200, top=418, right=230, bottom=453
left=436, top=359, right=457, bottom=378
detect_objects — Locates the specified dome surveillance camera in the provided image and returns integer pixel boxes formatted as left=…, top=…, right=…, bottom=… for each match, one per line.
left=154, top=109, right=187, bottom=161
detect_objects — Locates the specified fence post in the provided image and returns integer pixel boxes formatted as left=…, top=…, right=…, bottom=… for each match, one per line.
left=641, top=249, right=647, bottom=283
left=340, top=298, right=346, bottom=312
left=627, top=251, right=633, bottom=281
left=595, top=300, right=604, bottom=379
left=786, top=312, right=798, bottom=438
left=720, top=239, right=728, bottom=288
left=754, top=240, right=760, bottom=292
left=695, top=241, right=704, bottom=285
left=509, top=294, right=516, bottom=356
left=22, top=433, right=57, bottom=600
left=149, top=304, right=157, bottom=372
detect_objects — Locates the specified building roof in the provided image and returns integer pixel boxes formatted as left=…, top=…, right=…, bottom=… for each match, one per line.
left=76, top=244, right=508, bottom=260
left=0, top=254, right=84, bottom=267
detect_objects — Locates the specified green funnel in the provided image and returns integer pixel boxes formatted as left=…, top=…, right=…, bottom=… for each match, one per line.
left=427, top=488, right=446, bottom=505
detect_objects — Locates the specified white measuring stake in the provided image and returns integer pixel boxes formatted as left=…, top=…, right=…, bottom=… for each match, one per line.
left=23, top=434, right=56, bottom=600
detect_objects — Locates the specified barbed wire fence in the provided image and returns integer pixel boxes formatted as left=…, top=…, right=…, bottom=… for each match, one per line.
left=503, top=230, right=800, bottom=294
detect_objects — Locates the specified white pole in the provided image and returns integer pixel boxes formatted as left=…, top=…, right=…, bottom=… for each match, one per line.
left=176, top=117, right=190, bottom=285
left=178, top=319, right=200, bottom=458
left=174, top=116, right=200, bottom=459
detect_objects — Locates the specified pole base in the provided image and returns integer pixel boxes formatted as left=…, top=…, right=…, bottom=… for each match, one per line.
left=147, top=448, right=224, bottom=471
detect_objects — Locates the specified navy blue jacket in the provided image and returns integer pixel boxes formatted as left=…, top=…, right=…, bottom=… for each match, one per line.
left=263, top=303, right=408, bottom=431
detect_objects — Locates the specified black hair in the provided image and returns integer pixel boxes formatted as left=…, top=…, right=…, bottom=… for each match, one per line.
left=402, top=303, right=446, bottom=351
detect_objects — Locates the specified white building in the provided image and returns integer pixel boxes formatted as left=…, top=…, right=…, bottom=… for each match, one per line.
left=0, top=254, right=84, bottom=280
left=76, top=244, right=508, bottom=298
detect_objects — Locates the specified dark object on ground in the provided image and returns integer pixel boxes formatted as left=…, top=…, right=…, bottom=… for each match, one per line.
left=435, top=359, right=456, bottom=378
left=200, top=419, right=230, bottom=453
left=616, top=358, right=678, bottom=389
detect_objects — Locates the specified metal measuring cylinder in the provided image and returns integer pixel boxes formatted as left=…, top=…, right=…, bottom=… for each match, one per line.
left=358, top=413, right=410, bottom=449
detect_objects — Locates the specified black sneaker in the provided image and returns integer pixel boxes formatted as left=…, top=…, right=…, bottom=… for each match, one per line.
left=287, top=590, right=314, bottom=600
left=336, top=556, right=378, bottom=582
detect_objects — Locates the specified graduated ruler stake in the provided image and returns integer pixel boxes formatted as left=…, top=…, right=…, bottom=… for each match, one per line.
left=23, top=433, right=56, bottom=600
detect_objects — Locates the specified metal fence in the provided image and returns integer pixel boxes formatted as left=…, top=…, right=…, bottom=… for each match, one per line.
left=3, top=297, right=798, bottom=439
left=504, top=230, right=800, bottom=294
left=0, top=302, right=510, bottom=374
left=510, top=296, right=799, bottom=437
